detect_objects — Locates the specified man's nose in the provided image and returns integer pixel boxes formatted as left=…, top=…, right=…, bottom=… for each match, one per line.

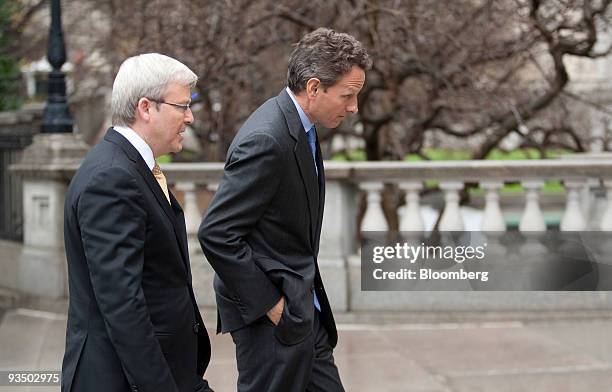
left=347, top=97, right=358, bottom=114
left=185, top=108, right=194, bottom=124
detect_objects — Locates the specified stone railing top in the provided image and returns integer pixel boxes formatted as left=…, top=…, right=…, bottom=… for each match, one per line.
left=11, top=157, right=612, bottom=184
left=559, top=152, right=612, bottom=160
left=161, top=159, right=612, bottom=184
left=9, top=134, right=89, bottom=180
left=0, top=111, right=37, bottom=126
left=160, top=161, right=355, bottom=182
left=160, top=162, right=225, bottom=183
left=345, top=159, right=612, bottom=182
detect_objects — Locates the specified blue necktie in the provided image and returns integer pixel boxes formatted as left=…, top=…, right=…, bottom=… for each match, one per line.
left=306, top=126, right=318, bottom=175
left=306, top=126, right=321, bottom=311
left=313, top=288, right=321, bottom=311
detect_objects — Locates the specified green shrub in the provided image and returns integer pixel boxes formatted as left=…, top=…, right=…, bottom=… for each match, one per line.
left=0, top=0, right=22, bottom=110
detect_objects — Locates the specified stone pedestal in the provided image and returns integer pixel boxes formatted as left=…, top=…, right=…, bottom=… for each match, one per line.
left=0, top=108, right=42, bottom=242
left=10, top=133, right=88, bottom=298
left=190, top=247, right=218, bottom=308
left=318, top=180, right=358, bottom=311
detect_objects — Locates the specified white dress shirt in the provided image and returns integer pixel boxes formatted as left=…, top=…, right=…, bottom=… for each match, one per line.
left=113, top=125, right=156, bottom=170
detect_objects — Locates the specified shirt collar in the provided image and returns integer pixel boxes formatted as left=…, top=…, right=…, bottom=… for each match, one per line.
left=113, top=125, right=156, bottom=170
left=286, top=87, right=314, bottom=134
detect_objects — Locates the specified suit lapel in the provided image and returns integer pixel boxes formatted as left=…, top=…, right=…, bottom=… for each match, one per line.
left=105, top=128, right=191, bottom=279
left=132, top=156, right=183, bottom=229
left=170, top=192, right=192, bottom=279
left=295, top=130, right=320, bottom=245
left=137, top=163, right=192, bottom=280
left=313, top=136, right=325, bottom=255
left=276, top=90, right=319, bottom=248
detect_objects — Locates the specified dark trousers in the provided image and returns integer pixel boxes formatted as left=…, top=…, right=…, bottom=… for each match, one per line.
left=230, top=310, right=344, bottom=392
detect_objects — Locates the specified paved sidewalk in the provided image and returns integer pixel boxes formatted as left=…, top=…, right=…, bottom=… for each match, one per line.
left=2, top=308, right=612, bottom=391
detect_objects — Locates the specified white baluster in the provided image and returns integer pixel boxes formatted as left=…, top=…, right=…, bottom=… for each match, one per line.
left=590, top=180, right=607, bottom=230
left=519, top=180, right=546, bottom=232
left=206, top=182, right=219, bottom=193
left=481, top=181, right=506, bottom=232
left=560, top=179, right=586, bottom=231
left=600, top=180, right=612, bottom=231
left=581, top=179, right=598, bottom=221
left=439, top=181, right=464, bottom=231
left=399, top=181, right=424, bottom=231
left=360, top=182, right=387, bottom=231
left=174, top=181, right=201, bottom=236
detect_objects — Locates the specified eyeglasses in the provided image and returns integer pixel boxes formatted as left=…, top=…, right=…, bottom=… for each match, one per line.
left=148, top=99, right=191, bottom=112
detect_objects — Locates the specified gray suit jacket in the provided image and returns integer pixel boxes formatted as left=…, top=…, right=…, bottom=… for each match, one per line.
left=199, top=89, right=337, bottom=347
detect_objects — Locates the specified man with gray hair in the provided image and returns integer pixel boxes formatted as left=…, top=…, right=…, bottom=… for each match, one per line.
left=200, top=28, right=371, bottom=391
left=62, top=53, right=213, bottom=392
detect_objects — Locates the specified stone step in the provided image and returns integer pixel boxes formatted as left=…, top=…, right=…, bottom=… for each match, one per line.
left=0, top=309, right=64, bottom=370
left=0, top=287, right=20, bottom=310
left=0, top=309, right=64, bottom=392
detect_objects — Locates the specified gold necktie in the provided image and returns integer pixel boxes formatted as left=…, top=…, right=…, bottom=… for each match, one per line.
left=152, top=163, right=170, bottom=203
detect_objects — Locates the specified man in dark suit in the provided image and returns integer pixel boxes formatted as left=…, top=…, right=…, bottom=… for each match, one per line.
left=199, top=28, right=371, bottom=391
left=61, top=53, right=213, bottom=392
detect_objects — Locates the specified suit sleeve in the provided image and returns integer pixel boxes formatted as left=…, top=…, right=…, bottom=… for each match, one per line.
left=198, top=132, right=283, bottom=325
left=77, top=166, right=178, bottom=392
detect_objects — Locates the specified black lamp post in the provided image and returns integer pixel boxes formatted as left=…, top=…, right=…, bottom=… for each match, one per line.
left=41, top=0, right=73, bottom=133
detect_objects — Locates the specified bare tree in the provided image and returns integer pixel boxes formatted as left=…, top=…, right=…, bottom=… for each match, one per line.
left=15, top=0, right=612, bottom=162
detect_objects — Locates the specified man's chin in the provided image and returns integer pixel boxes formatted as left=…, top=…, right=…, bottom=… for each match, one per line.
left=171, top=143, right=183, bottom=153
left=324, top=121, right=342, bottom=129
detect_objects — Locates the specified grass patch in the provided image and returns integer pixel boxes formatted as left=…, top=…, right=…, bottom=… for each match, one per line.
left=157, top=154, right=172, bottom=163
left=468, top=180, right=565, bottom=195
left=332, top=149, right=367, bottom=161
left=332, top=148, right=572, bottom=161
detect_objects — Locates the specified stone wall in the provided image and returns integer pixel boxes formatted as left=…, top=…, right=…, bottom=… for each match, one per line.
left=0, top=107, right=42, bottom=241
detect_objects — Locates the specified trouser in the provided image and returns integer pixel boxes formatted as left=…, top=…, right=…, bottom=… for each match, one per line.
left=230, top=310, right=344, bottom=392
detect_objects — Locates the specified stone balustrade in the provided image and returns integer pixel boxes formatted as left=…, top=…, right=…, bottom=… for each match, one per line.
left=348, top=160, right=612, bottom=232
left=11, top=156, right=612, bottom=312
left=155, top=159, right=612, bottom=311
left=161, top=159, right=612, bottom=241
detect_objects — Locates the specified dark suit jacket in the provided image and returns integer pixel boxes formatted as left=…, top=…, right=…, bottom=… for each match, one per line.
left=199, top=89, right=337, bottom=347
left=61, top=128, right=211, bottom=392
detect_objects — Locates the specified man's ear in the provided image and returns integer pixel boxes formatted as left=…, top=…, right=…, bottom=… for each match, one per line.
left=306, top=78, right=321, bottom=98
left=136, top=97, right=153, bottom=122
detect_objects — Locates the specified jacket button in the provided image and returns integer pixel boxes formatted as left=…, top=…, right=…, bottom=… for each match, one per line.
left=193, top=322, right=200, bottom=334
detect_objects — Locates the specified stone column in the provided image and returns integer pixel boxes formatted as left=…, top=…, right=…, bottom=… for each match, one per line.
left=359, top=181, right=387, bottom=231
left=439, top=181, right=464, bottom=231
left=560, top=179, right=587, bottom=231
left=481, top=181, right=506, bottom=232
left=399, top=181, right=424, bottom=232
left=10, top=133, right=88, bottom=298
left=519, top=180, right=546, bottom=231
left=319, top=177, right=357, bottom=312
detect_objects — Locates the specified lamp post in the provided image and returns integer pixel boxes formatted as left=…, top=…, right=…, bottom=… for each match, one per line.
left=41, top=0, right=73, bottom=133
left=9, top=0, right=88, bottom=299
